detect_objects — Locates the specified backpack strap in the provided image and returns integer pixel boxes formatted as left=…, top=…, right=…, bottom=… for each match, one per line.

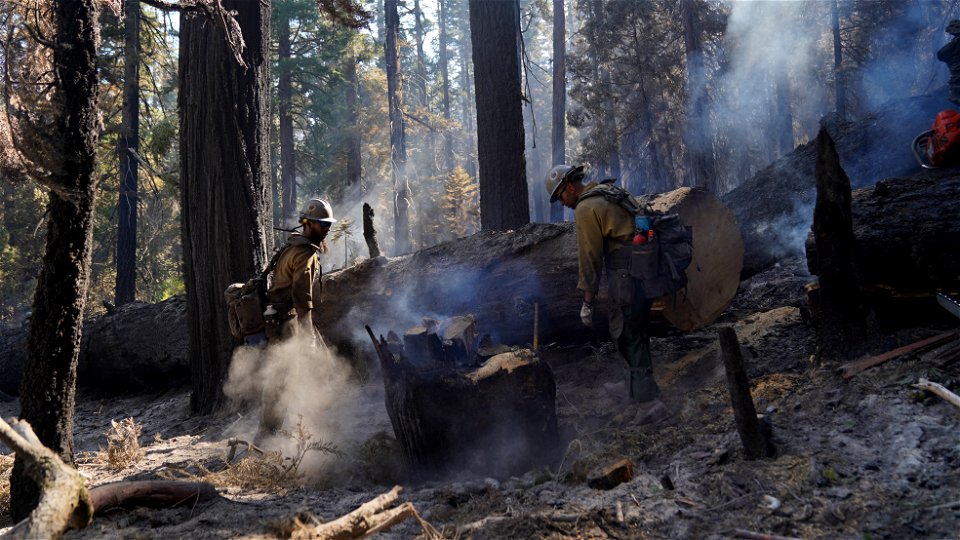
left=577, top=182, right=642, bottom=216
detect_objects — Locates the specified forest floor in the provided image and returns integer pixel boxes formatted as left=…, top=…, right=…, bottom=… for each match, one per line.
left=2, top=257, right=959, bottom=539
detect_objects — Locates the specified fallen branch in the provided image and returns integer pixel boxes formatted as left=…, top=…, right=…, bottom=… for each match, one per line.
left=0, top=418, right=92, bottom=539
left=913, top=378, right=960, bottom=410
left=840, top=331, right=958, bottom=378
left=731, top=529, right=801, bottom=540
left=291, top=485, right=439, bottom=540
left=89, top=480, right=218, bottom=513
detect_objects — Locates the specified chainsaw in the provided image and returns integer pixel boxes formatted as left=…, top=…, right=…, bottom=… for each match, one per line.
left=912, top=109, right=960, bottom=169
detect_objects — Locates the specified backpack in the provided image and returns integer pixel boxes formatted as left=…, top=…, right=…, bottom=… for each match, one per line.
left=224, top=246, right=289, bottom=340
left=578, top=180, right=693, bottom=299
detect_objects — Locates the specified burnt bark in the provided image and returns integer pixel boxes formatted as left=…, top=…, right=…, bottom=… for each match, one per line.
left=811, top=128, right=868, bottom=362
left=369, top=329, right=558, bottom=479
left=469, top=0, right=529, bottom=231
left=12, top=0, right=101, bottom=521
left=363, top=203, right=381, bottom=258
left=116, top=0, right=140, bottom=306
left=179, top=0, right=272, bottom=414
left=385, top=0, right=409, bottom=254
left=550, top=0, right=565, bottom=223
left=278, top=13, right=296, bottom=228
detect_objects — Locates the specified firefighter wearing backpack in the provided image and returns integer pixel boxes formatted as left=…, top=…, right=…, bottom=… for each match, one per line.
left=264, top=198, right=335, bottom=343
left=546, top=164, right=663, bottom=406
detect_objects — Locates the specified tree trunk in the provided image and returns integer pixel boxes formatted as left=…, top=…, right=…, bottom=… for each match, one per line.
left=318, top=188, right=741, bottom=356
left=469, top=0, right=529, bottom=231
left=457, top=11, right=477, bottom=179
left=601, top=67, right=622, bottom=180
left=179, top=0, right=272, bottom=414
left=832, top=0, right=846, bottom=120
left=413, top=0, right=428, bottom=111
left=385, top=0, right=409, bottom=255
left=345, top=52, right=362, bottom=195
left=116, top=0, right=140, bottom=306
left=774, top=76, right=794, bottom=157
left=681, top=0, right=716, bottom=192
left=278, top=13, right=296, bottom=228
left=549, top=0, right=565, bottom=223
left=439, top=0, right=454, bottom=171
left=12, top=0, right=101, bottom=521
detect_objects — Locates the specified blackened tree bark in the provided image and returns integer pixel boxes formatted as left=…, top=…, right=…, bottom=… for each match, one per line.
left=116, top=0, right=140, bottom=306
left=11, top=0, right=101, bottom=520
left=345, top=52, right=362, bottom=194
left=413, top=0, right=428, bottom=111
left=278, top=13, right=296, bottom=228
left=469, top=0, right=529, bottom=231
left=180, top=0, right=271, bottom=414
left=550, top=0, right=565, bottom=223
left=385, top=0, right=409, bottom=254
left=681, top=0, right=717, bottom=192
left=812, top=128, right=867, bottom=362
left=832, top=0, right=846, bottom=120
left=439, top=0, right=454, bottom=171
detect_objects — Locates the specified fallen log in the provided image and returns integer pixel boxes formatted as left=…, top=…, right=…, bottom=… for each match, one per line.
left=319, top=188, right=742, bottom=357
left=88, top=480, right=218, bottom=513
left=913, top=378, right=960, bottom=410
left=723, top=92, right=953, bottom=278
left=369, top=321, right=559, bottom=478
left=0, top=295, right=188, bottom=396
left=0, top=419, right=92, bottom=539
left=805, top=172, right=960, bottom=328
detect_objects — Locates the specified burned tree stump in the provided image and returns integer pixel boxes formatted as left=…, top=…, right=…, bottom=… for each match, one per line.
left=367, top=319, right=558, bottom=478
left=717, top=326, right=774, bottom=460
left=811, top=128, right=871, bottom=362
left=362, top=202, right=381, bottom=258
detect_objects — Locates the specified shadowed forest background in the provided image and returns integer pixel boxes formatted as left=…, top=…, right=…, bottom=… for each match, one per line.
left=0, top=0, right=952, bottom=322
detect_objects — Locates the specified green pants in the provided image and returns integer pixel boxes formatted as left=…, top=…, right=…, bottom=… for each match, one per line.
left=616, top=297, right=660, bottom=402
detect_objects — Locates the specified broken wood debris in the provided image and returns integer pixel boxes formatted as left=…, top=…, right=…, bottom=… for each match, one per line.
left=587, top=458, right=634, bottom=490
left=840, top=331, right=959, bottom=378
left=913, top=378, right=960, bottom=410
left=718, top=326, right=775, bottom=459
left=731, top=529, right=801, bottom=540
left=290, top=485, right=439, bottom=540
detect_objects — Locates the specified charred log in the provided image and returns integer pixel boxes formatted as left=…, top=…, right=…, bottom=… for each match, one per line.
left=319, top=188, right=742, bottom=358
left=0, top=297, right=188, bottom=396
left=724, top=94, right=953, bottom=278
left=805, top=172, right=960, bottom=329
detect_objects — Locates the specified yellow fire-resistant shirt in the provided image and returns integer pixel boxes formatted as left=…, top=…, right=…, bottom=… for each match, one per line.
left=574, top=182, right=636, bottom=293
left=266, top=234, right=320, bottom=312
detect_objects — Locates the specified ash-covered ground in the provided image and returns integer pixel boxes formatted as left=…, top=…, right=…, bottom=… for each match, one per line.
left=2, top=257, right=958, bottom=539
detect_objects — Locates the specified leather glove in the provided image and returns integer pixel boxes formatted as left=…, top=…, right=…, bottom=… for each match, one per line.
left=580, top=301, right=594, bottom=328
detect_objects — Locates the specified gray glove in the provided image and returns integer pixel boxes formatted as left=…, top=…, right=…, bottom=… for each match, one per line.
left=580, top=301, right=594, bottom=328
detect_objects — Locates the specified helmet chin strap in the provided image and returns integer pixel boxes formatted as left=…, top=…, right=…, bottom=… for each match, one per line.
left=272, top=223, right=304, bottom=233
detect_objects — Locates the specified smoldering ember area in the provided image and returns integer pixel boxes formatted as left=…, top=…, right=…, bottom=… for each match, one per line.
left=2, top=1, right=960, bottom=540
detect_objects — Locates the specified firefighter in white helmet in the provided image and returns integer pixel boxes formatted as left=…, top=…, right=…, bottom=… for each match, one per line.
left=260, top=198, right=334, bottom=433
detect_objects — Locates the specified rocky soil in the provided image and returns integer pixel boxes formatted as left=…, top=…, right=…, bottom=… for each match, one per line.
left=1, top=257, right=958, bottom=539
